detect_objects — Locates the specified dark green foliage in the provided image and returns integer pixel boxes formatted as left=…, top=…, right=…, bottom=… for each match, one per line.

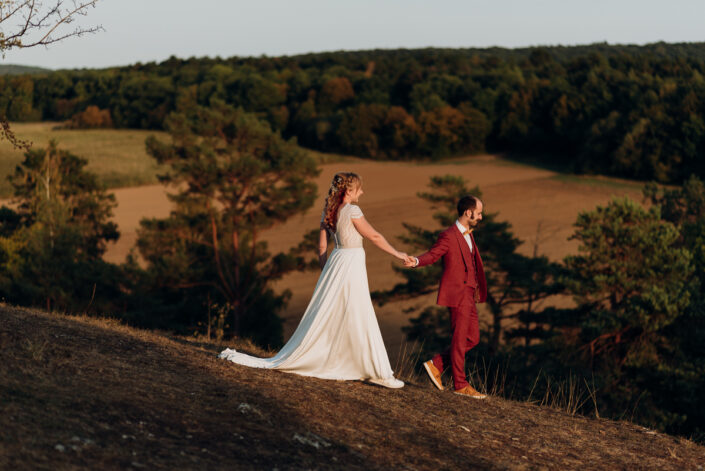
left=0, top=141, right=121, bottom=312
left=134, top=102, right=320, bottom=346
left=557, top=197, right=696, bottom=435
left=643, top=176, right=705, bottom=440
left=9, top=141, right=119, bottom=256
left=502, top=188, right=704, bottom=440
left=0, top=75, right=40, bottom=121
left=113, top=74, right=175, bottom=128
left=563, top=199, right=692, bottom=355
left=6, top=43, right=705, bottom=181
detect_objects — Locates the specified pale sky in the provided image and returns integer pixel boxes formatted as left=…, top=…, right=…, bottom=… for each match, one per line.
left=3, top=0, right=705, bottom=70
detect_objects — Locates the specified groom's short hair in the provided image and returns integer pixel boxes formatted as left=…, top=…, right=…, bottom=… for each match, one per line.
left=457, top=195, right=481, bottom=217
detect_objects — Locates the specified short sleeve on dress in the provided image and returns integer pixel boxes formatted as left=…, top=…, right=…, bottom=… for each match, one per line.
left=349, top=205, right=364, bottom=219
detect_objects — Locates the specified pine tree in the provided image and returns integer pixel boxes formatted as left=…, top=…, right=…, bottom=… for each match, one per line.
left=0, top=141, right=120, bottom=312
left=136, top=101, right=320, bottom=346
left=643, top=176, right=705, bottom=439
left=559, top=197, right=694, bottom=430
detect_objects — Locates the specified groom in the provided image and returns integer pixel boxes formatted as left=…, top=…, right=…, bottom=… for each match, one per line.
left=404, top=195, right=488, bottom=399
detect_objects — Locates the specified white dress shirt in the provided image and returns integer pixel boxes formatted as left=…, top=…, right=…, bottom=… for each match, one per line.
left=455, top=220, right=473, bottom=253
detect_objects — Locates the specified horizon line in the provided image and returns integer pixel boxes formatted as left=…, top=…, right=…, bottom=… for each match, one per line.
left=2, top=39, right=704, bottom=72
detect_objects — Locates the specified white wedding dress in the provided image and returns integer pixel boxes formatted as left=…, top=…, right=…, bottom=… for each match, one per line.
left=218, top=204, right=402, bottom=387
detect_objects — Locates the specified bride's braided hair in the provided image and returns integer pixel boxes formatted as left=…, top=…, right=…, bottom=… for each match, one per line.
left=322, top=172, right=361, bottom=232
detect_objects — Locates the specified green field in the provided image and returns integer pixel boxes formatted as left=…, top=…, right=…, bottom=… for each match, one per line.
left=0, top=122, right=169, bottom=197
left=0, top=122, right=349, bottom=198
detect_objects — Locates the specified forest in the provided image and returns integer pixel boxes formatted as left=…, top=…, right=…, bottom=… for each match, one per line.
left=1, top=42, right=705, bottom=183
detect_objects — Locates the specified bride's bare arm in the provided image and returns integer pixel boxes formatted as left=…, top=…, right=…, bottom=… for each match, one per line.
left=352, top=216, right=406, bottom=260
left=318, top=228, right=328, bottom=269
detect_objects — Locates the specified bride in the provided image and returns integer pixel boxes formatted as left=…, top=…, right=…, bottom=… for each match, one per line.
left=219, top=172, right=407, bottom=388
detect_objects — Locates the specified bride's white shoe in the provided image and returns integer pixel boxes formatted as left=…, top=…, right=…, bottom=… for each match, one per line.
left=368, top=377, right=404, bottom=389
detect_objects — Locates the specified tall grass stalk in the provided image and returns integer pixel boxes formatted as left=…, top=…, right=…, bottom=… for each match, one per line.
left=465, top=356, right=517, bottom=398
left=393, top=339, right=424, bottom=383
left=526, top=371, right=599, bottom=417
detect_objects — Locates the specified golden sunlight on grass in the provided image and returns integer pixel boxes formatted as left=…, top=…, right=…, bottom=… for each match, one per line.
left=0, top=122, right=167, bottom=196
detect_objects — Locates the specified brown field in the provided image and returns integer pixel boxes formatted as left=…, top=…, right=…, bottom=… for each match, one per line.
left=104, top=155, right=646, bottom=358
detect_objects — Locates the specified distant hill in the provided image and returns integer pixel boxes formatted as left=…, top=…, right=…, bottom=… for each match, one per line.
left=0, top=64, right=51, bottom=75
left=1, top=304, right=703, bottom=470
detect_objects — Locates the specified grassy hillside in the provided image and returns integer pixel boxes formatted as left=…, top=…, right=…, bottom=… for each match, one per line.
left=1, top=304, right=703, bottom=470
left=0, top=122, right=167, bottom=197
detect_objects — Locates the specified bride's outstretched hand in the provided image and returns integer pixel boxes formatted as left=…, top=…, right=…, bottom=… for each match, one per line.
left=402, top=254, right=416, bottom=267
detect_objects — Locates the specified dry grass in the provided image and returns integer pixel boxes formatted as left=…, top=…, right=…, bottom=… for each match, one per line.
left=2, top=304, right=703, bottom=470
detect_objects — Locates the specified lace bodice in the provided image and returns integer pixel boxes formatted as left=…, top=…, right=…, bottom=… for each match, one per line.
left=335, top=204, right=364, bottom=248
left=321, top=204, right=364, bottom=248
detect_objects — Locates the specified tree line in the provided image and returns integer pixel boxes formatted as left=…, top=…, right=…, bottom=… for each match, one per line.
left=2, top=43, right=705, bottom=183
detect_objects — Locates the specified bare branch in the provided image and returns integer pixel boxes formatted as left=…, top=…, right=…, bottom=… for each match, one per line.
left=0, top=0, right=103, bottom=53
left=0, top=1, right=33, bottom=29
left=26, top=0, right=101, bottom=48
left=1, top=1, right=102, bottom=149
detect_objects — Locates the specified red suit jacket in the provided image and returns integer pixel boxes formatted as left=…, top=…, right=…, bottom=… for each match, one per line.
left=416, top=225, right=487, bottom=307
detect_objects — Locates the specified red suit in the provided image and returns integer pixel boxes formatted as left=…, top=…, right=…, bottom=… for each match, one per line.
left=416, top=224, right=487, bottom=390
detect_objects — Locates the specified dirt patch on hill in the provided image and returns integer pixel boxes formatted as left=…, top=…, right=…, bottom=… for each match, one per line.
left=1, top=306, right=703, bottom=470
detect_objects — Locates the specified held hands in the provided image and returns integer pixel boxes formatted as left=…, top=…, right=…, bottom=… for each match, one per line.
left=400, top=253, right=417, bottom=268
left=394, top=251, right=416, bottom=267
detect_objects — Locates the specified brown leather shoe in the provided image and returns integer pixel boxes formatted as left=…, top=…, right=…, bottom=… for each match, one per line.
left=453, top=385, right=487, bottom=399
left=423, top=360, right=444, bottom=391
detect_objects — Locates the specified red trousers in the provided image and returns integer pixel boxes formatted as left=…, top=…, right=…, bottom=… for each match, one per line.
left=431, top=287, right=479, bottom=390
